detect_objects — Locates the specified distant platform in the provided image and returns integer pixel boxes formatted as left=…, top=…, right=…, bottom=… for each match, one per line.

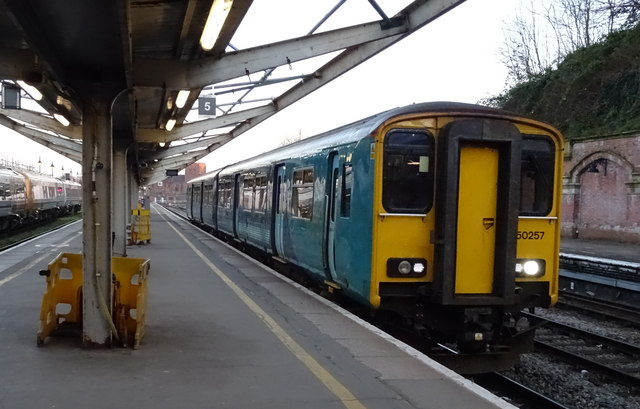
left=560, top=237, right=640, bottom=264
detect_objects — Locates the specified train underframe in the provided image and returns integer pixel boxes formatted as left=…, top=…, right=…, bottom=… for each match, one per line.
left=379, top=282, right=551, bottom=374
left=0, top=205, right=81, bottom=234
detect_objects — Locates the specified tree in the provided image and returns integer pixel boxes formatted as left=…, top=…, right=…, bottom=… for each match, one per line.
left=278, top=129, right=303, bottom=147
left=500, top=0, right=640, bottom=85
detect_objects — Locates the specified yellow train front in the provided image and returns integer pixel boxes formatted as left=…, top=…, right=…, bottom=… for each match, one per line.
left=367, top=103, right=562, bottom=370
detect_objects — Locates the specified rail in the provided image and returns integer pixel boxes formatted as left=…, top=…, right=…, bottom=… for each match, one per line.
left=472, top=372, right=570, bottom=409
left=522, top=311, right=640, bottom=389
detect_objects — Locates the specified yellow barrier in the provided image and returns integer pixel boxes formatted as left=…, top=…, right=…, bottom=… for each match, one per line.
left=130, top=208, right=151, bottom=244
left=113, top=257, right=150, bottom=348
left=37, top=253, right=83, bottom=346
left=37, top=253, right=150, bottom=348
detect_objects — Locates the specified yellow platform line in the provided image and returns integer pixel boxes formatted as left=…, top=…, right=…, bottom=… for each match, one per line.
left=163, top=214, right=369, bottom=409
left=0, top=232, right=80, bottom=288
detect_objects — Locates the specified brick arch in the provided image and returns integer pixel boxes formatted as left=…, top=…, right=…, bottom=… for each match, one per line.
left=568, top=150, right=634, bottom=184
left=566, top=150, right=635, bottom=241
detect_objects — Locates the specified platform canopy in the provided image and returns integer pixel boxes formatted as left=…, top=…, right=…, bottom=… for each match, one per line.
left=0, top=0, right=465, bottom=185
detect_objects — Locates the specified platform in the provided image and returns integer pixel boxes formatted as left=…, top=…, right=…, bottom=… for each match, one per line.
left=0, top=205, right=514, bottom=409
left=560, top=237, right=640, bottom=264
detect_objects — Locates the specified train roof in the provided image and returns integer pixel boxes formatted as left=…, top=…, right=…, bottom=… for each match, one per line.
left=0, top=167, right=22, bottom=177
left=0, top=167, right=77, bottom=185
left=188, top=101, right=551, bottom=184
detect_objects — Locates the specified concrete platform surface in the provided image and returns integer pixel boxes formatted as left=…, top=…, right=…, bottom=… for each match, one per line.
left=0, top=206, right=514, bottom=409
left=560, top=237, right=640, bottom=264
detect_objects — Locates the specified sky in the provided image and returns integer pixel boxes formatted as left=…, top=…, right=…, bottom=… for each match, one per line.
left=0, top=0, right=521, bottom=179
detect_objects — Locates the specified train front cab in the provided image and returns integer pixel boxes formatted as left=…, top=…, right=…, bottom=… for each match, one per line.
left=370, top=112, right=563, bottom=354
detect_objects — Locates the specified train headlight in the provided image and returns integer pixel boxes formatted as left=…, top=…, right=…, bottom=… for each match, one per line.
left=398, top=261, right=412, bottom=275
left=515, top=259, right=545, bottom=278
left=523, top=261, right=539, bottom=275
left=386, top=258, right=428, bottom=278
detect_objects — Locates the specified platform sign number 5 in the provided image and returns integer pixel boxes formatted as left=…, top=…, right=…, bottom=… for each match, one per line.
left=198, top=97, right=216, bottom=117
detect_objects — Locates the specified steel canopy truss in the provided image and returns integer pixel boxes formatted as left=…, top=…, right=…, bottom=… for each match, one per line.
left=135, top=0, right=465, bottom=184
left=0, top=107, right=82, bottom=140
left=0, top=110, right=82, bottom=162
left=0, top=0, right=466, bottom=185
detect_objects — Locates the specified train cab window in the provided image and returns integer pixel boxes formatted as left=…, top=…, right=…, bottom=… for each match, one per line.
left=292, top=167, right=314, bottom=219
left=383, top=129, right=434, bottom=213
left=520, top=135, right=555, bottom=216
left=340, top=164, right=352, bottom=217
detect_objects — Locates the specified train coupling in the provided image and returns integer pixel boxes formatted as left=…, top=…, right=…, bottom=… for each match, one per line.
left=458, top=308, right=496, bottom=353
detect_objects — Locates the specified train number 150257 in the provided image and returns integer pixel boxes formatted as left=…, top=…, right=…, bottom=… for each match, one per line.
left=517, top=231, right=545, bottom=240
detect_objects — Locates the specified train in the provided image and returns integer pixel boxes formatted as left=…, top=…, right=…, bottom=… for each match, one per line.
left=0, top=167, right=82, bottom=233
left=186, top=101, right=564, bottom=372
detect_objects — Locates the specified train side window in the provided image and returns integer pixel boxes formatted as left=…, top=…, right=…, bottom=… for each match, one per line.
left=217, top=181, right=224, bottom=207
left=225, top=180, right=233, bottom=209
left=218, top=179, right=232, bottom=209
left=292, top=167, right=314, bottom=219
left=254, top=175, right=267, bottom=213
left=382, top=129, right=434, bottom=213
left=242, top=175, right=254, bottom=210
left=340, top=164, right=352, bottom=217
left=203, top=184, right=213, bottom=205
left=520, top=135, right=555, bottom=216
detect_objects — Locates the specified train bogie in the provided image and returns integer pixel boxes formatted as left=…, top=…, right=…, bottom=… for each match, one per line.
left=187, top=102, right=564, bottom=365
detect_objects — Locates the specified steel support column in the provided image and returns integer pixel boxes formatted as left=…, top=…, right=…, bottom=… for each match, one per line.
left=112, top=147, right=128, bottom=257
left=130, top=171, right=139, bottom=213
left=82, top=95, right=113, bottom=347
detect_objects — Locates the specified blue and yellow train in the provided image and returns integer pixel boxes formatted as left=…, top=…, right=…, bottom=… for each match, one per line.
left=186, top=102, right=563, bottom=369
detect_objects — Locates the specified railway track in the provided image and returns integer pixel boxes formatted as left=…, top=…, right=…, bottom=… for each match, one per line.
left=0, top=215, right=81, bottom=252
left=523, top=311, right=640, bottom=389
left=558, top=292, right=640, bottom=327
left=472, top=372, right=571, bottom=409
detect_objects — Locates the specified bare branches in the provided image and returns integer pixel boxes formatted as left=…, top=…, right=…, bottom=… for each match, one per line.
left=500, top=0, right=639, bottom=85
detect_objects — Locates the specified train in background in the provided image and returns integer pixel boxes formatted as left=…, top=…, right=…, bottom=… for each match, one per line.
left=0, top=168, right=82, bottom=233
left=186, top=102, right=564, bottom=372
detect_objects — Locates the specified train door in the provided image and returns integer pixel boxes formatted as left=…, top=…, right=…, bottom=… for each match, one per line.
left=211, top=177, right=218, bottom=230
left=193, top=182, right=202, bottom=222
left=272, top=165, right=286, bottom=258
left=325, top=153, right=340, bottom=282
left=434, top=119, right=521, bottom=305
left=186, top=185, right=192, bottom=219
left=233, top=174, right=240, bottom=238
left=198, top=181, right=204, bottom=223
left=455, top=145, right=498, bottom=294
